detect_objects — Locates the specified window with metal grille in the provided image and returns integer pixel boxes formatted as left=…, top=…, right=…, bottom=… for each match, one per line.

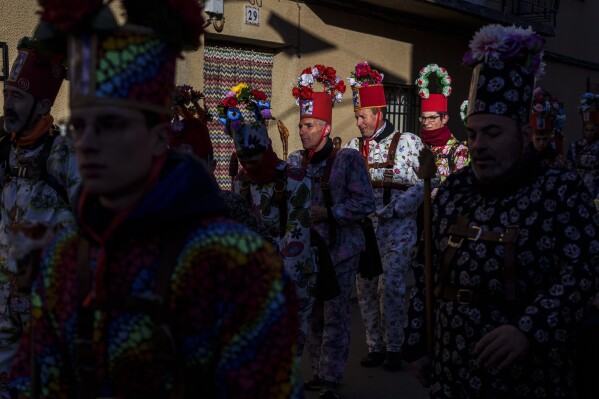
left=384, top=84, right=420, bottom=133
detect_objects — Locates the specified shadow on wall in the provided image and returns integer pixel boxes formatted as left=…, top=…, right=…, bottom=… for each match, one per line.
left=296, top=3, right=479, bottom=139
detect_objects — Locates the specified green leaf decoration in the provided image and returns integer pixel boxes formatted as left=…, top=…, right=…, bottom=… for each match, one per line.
left=291, top=184, right=310, bottom=207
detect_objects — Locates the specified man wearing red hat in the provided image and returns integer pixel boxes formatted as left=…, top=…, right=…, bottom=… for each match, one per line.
left=346, top=61, right=427, bottom=372
left=10, top=2, right=300, bottom=398
left=0, top=37, right=79, bottom=397
left=568, top=93, right=599, bottom=201
left=289, top=64, right=375, bottom=399
left=529, top=87, right=566, bottom=168
left=417, top=64, right=469, bottom=196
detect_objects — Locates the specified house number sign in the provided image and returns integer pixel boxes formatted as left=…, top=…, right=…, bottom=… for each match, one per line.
left=245, top=5, right=260, bottom=25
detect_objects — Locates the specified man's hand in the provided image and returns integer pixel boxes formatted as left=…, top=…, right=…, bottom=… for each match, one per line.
left=475, top=324, right=529, bottom=370
left=408, top=355, right=433, bottom=387
left=311, top=205, right=329, bottom=223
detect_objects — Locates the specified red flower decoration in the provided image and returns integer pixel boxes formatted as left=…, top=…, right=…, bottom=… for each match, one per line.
left=292, top=87, right=301, bottom=99
left=251, top=90, right=267, bottom=101
left=335, top=80, right=346, bottom=94
left=300, top=86, right=313, bottom=99
left=221, top=97, right=239, bottom=107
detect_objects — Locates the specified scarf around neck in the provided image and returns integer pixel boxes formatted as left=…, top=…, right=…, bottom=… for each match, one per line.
left=12, top=115, right=54, bottom=148
left=421, top=125, right=451, bottom=147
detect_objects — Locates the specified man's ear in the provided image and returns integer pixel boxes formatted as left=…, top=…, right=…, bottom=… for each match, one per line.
left=150, top=122, right=170, bottom=156
left=441, top=114, right=449, bottom=126
left=36, top=99, right=51, bottom=116
left=324, top=123, right=331, bottom=136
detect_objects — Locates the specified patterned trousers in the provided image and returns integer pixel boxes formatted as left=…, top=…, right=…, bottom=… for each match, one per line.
left=306, top=255, right=359, bottom=384
left=356, top=247, right=412, bottom=353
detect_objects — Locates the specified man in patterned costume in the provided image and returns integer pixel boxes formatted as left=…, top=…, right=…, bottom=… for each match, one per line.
left=402, top=24, right=599, bottom=398
left=529, top=87, right=566, bottom=168
left=218, top=84, right=314, bottom=361
left=416, top=64, right=469, bottom=197
left=567, top=93, right=599, bottom=201
left=169, top=84, right=278, bottom=248
left=345, top=61, right=426, bottom=372
left=288, top=64, right=375, bottom=399
left=9, top=2, right=300, bottom=398
left=0, top=38, right=79, bottom=398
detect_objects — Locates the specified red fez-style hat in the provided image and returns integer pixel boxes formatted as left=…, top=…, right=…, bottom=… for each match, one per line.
left=300, top=92, right=333, bottom=123
left=352, top=85, right=386, bottom=111
left=421, top=94, right=448, bottom=113
left=170, top=118, right=213, bottom=160
left=349, top=62, right=385, bottom=111
left=171, top=85, right=214, bottom=160
left=6, top=39, right=65, bottom=105
left=582, top=110, right=599, bottom=125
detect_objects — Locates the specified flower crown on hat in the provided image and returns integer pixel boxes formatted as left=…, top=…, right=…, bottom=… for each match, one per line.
left=292, top=64, right=346, bottom=105
left=35, top=0, right=204, bottom=52
left=532, top=87, right=565, bottom=130
left=348, top=61, right=383, bottom=88
left=171, top=85, right=212, bottom=133
left=579, top=93, right=599, bottom=113
left=416, top=64, right=451, bottom=98
left=462, top=24, right=545, bottom=78
left=217, top=83, right=273, bottom=132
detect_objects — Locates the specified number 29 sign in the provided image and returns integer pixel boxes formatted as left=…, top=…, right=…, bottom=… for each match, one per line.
left=245, top=5, right=260, bottom=26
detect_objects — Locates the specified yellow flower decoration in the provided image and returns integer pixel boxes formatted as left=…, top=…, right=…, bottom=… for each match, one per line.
left=231, top=83, right=249, bottom=96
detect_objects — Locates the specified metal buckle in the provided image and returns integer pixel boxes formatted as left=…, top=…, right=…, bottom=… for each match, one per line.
left=468, top=226, right=482, bottom=241
left=447, top=235, right=464, bottom=248
left=457, top=289, right=473, bottom=304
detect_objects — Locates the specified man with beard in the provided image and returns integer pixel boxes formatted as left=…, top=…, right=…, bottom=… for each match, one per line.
left=402, top=24, right=598, bottom=398
left=0, top=37, right=79, bottom=398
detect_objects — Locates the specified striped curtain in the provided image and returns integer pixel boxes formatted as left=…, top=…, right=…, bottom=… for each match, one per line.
left=203, top=43, right=274, bottom=190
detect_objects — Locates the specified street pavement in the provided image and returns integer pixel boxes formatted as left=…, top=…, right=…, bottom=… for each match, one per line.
left=300, top=297, right=430, bottom=399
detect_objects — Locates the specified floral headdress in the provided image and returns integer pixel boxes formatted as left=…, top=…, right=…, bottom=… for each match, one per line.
left=531, top=87, right=565, bottom=132
left=578, top=93, right=599, bottom=113
left=292, top=64, right=346, bottom=105
left=349, top=61, right=383, bottom=88
left=37, top=0, right=205, bottom=115
left=217, top=83, right=272, bottom=132
left=464, top=24, right=545, bottom=125
left=462, top=24, right=545, bottom=78
left=35, top=0, right=204, bottom=52
left=171, top=85, right=212, bottom=133
left=416, top=64, right=451, bottom=98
